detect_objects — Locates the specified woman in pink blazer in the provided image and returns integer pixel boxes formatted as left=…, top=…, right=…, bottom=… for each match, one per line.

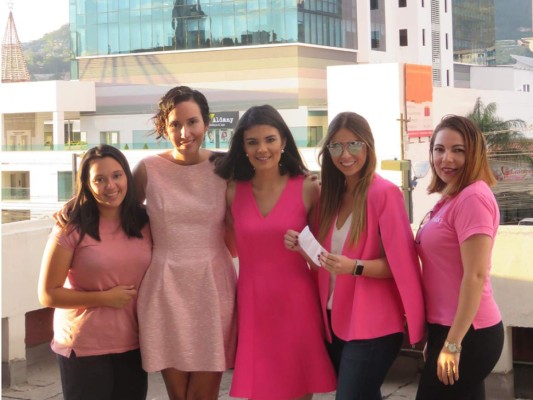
left=286, top=112, right=425, bottom=400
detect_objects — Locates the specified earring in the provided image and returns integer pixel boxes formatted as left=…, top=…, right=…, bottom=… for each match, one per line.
left=245, top=154, right=249, bottom=157
left=281, top=149, right=285, bottom=153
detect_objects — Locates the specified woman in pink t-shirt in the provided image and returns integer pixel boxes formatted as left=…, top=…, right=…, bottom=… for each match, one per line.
left=415, top=115, right=503, bottom=400
left=38, top=145, right=152, bottom=400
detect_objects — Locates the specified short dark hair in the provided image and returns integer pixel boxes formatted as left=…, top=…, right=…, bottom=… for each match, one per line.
left=152, top=86, right=210, bottom=140
left=214, top=104, right=308, bottom=180
left=65, top=144, right=148, bottom=241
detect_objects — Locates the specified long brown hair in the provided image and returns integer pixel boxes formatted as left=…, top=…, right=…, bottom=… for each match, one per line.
left=65, top=145, right=148, bottom=242
left=318, top=112, right=377, bottom=246
left=428, top=115, right=496, bottom=197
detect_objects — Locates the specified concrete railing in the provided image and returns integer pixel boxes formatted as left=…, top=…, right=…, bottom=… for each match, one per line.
left=2, top=219, right=532, bottom=387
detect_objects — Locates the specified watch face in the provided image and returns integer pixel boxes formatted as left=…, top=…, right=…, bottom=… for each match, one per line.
left=446, top=342, right=459, bottom=353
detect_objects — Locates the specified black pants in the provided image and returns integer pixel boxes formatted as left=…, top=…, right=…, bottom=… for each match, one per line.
left=416, top=321, right=504, bottom=400
left=57, top=348, right=147, bottom=400
left=326, top=310, right=404, bottom=400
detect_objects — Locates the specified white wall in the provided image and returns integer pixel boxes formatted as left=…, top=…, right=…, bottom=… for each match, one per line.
left=327, top=63, right=404, bottom=186
left=0, top=81, right=96, bottom=113
left=80, top=114, right=154, bottom=146
left=432, top=87, right=533, bottom=129
left=470, top=67, right=516, bottom=91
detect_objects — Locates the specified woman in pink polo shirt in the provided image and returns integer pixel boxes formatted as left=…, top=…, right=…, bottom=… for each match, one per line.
left=38, top=145, right=152, bottom=400
left=286, top=112, right=425, bottom=400
left=415, top=115, right=503, bottom=400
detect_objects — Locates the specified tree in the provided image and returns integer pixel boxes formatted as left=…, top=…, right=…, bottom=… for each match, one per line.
left=466, top=98, right=533, bottom=225
left=466, top=97, right=531, bottom=164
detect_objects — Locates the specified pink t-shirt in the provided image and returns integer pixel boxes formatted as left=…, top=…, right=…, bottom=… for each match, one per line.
left=51, top=218, right=152, bottom=357
left=416, top=180, right=501, bottom=329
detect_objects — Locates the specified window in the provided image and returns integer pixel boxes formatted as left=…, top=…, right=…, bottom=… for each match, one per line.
left=370, top=0, right=379, bottom=10
left=444, top=0, right=448, bottom=12
left=2, top=171, right=30, bottom=200
left=523, top=84, right=530, bottom=92
left=422, top=29, right=425, bottom=46
left=58, top=172, right=73, bottom=202
left=371, top=30, right=380, bottom=49
left=307, top=126, right=323, bottom=146
left=100, top=131, right=120, bottom=145
left=421, top=0, right=424, bottom=6
left=399, top=29, right=408, bottom=46
left=399, top=0, right=407, bottom=7
left=446, top=69, right=450, bottom=86
left=445, top=33, right=449, bottom=49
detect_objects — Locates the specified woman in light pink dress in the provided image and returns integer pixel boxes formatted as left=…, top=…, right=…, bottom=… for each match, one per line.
left=134, top=86, right=237, bottom=400
left=214, top=105, right=336, bottom=400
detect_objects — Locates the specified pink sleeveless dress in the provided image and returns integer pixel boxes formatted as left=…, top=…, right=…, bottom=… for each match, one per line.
left=230, top=176, right=336, bottom=400
left=137, top=155, right=237, bottom=372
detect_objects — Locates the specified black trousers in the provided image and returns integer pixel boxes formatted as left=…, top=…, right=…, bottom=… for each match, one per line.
left=416, top=321, right=504, bottom=400
left=57, top=348, right=147, bottom=400
left=325, top=310, right=403, bottom=400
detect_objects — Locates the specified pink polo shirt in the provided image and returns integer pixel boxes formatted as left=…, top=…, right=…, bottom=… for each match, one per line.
left=51, top=218, right=152, bottom=357
left=416, top=180, right=501, bottom=329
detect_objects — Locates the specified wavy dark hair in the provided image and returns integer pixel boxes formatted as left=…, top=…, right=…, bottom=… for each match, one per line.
left=64, top=145, right=148, bottom=242
left=428, top=115, right=496, bottom=197
left=152, top=86, right=210, bottom=140
left=317, top=112, right=377, bottom=246
left=214, top=104, right=308, bottom=180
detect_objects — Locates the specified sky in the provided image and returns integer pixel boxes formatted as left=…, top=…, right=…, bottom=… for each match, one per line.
left=0, top=0, right=69, bottom=43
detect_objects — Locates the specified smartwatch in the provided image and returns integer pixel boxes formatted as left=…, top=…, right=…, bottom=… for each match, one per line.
left=353, top=259, right=364, bottom=276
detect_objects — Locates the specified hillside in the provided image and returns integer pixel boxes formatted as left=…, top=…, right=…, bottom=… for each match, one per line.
left=21, top=24, right=70, bottom=81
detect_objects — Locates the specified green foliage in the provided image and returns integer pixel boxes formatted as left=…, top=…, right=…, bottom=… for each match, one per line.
left=465, top=98, right=532, bottom=164
left=21, top=24, right=70, bottom=81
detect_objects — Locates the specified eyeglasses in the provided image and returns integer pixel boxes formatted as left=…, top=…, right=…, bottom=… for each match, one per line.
left=326, top=141, right=365, bottom=157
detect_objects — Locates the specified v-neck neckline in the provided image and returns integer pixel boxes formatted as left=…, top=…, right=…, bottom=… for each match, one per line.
left=249, top=176, right=290, bottom=219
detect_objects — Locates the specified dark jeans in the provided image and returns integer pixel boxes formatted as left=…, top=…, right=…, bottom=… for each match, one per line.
left=326, top=311, right=404, bottom=400
left=415, top=321, right=504, bottom=400
left=57, top=348, right=147, bottom=400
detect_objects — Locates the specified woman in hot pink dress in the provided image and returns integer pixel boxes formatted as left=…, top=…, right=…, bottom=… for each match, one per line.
left=214, top=105, right=336, bottom=400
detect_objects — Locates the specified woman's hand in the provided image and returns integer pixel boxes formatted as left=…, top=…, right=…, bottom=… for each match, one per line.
left=53, top=198, right=75, bottom=228
left=103, top=285, right=137, bottom=308
left=284, top=229, right=302, bottom=252
left=319, top=252, right=356, bottom=275
left=437, top=348, right=460, bottom=385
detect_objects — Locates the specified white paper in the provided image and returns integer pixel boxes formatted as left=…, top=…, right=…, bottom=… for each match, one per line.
left=298, top=226, right=326, bottom=266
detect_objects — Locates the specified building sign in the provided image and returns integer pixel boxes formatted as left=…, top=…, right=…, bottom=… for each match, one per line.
left=405, top=64, right=433, bottom=139
left=209, top=112, right=239, bottom=129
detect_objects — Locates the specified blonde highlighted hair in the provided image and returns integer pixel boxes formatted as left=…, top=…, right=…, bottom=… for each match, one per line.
left=318, top=112, right=377, bottom=246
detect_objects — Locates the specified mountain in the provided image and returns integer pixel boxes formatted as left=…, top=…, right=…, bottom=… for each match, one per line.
left=495, top=0, right=532, bottom=40
left=21, top=24, right=71, bottom=81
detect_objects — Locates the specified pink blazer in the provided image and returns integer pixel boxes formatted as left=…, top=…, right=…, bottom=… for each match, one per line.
left=318, top=174, right=425, bottom=345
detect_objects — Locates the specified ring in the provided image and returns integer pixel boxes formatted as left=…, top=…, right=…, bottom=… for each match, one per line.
left=447, top=370, right=451, bottom=375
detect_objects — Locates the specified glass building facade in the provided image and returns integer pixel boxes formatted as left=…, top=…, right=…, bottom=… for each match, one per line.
left=452, top=0, right=496, bottom=65
left=70, top=0, right=357, bottom=58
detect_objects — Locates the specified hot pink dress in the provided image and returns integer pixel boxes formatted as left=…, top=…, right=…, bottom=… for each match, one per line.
left=230, top=176, right=336, bottom=400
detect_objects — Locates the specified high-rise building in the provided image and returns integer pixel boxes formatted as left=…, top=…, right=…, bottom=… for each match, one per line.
left=452, top=0, right=496, bottom=65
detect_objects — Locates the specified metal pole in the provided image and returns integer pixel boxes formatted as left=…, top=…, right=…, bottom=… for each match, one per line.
left=71, top=153, right=78, bottom=195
